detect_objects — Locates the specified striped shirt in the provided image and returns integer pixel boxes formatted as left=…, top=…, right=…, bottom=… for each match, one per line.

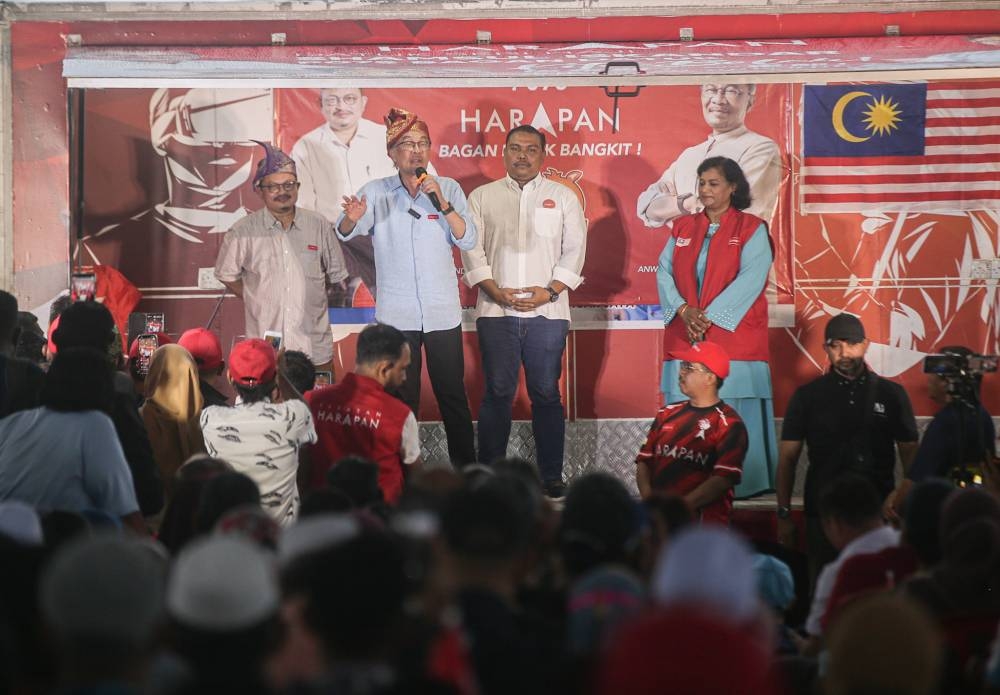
left=636, top=400, right=747, bottom=524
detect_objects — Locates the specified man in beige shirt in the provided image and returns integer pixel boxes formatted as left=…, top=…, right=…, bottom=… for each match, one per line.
left=215, top=142, right=348, bottom=371
left=462, top=125, right=587, bottom=498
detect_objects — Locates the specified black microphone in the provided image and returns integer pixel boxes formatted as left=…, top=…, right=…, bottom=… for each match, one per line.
left=415, top=167, right=442, bottom=211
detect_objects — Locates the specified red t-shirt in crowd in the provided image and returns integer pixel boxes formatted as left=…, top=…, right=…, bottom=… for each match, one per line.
left=636, top=401, right=747, bottom=524
left=308, top=372, right=416, bottom=504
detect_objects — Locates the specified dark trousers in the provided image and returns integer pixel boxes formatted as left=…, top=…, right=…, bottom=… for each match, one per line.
left=476, top=316, right=570, bottom=483
left=805, top=514, right=839, bottom=596
left=397, top=325, right=476, bottom=467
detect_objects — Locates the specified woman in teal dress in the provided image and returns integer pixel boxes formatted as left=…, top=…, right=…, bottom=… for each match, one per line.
left=656, top=156, right=776, bottom=497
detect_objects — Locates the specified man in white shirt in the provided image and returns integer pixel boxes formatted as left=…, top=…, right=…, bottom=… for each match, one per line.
left=802, top=474, right=899, bottom=652
left=636, top=83, right=782, bottom=226
left=200, top=339, right=317, bottom=526
left=291, top=88, right=397, bottom=303
left=462, top=125, right=588, bottom=498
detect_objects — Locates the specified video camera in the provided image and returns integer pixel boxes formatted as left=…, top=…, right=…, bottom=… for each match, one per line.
left=923, top=352, right=998, bottom=379
left=923, top=349, right=997, bottom=488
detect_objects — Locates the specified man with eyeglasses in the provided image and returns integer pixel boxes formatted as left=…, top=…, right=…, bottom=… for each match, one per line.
left=337, top=108, right=478, bottom=467
left=635, top=341, right=748, bottom=524
left=461, top=125, right=587, bottom=498
left=215, top=142, right=348, bottom=372
left=776, top=313, right=918, bottom=589
left=291, top=88, right=398, bottom=304
left=637, top=83, right=781, bottom=226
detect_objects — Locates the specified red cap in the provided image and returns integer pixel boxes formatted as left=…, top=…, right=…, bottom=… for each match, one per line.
left=228, top=339, right=277, bottom=386
left=128, top=333, right=173, bottom=361
left=669, top=341, right=730, bottom=379
left=178, top=328, right=223, bottom=371
left=47, top=315, right=60, bottom=357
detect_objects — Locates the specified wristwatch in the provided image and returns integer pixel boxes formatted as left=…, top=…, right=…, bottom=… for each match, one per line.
left=545, top=286, right=560, bottom=303
left=440, top=203, right=455, bottom=216
left=776, top=505, right=792, bottom=520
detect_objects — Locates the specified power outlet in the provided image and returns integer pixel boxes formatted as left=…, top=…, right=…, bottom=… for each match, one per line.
left=198, top=268, right=225, bottom=290
left=971, top=258, right=1000, bottom=280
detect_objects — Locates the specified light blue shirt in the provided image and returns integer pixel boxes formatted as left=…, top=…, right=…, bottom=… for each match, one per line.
left=656, top=222, right=771, bottom=330
left=0, top=408, right=139, bottom=517
left=337, top=174, right=477, bottom=332
left=657, top=221, right=773, bottom=401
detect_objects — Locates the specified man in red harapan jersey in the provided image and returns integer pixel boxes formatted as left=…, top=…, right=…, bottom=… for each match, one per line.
left=636, top=341, right=748, bottom=525
left=307, top=323, right=421, bottom=504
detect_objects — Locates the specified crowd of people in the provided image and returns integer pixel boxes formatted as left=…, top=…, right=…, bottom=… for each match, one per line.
left=0, top=100, right=998, bottom=694
left=0, top=287, right=998, bottom=695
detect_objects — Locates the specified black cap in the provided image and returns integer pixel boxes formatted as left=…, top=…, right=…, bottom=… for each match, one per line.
left=824, top=313, right=866, bottom=344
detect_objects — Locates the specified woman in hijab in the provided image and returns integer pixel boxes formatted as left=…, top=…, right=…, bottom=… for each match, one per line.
left=141, top=344, right=205, bottom=501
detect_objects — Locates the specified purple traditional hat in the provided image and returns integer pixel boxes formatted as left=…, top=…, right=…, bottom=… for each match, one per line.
left=251, top=140, right=296, bottom=186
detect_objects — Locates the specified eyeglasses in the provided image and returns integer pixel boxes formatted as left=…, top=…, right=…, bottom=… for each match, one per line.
left=321, top=94, right=360, bottom=107
left=394, top=139, right=432, bottom=152
left=679, top=361, right=711, bottom=374
left=258, top=181, right=300, bottom=193
left=701, top=86, right=747, bottom=99
left=506, top=144, right=542, bottom=156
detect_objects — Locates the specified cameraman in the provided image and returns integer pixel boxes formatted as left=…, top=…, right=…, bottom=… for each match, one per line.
left=885, top=346, right=996, bottom=521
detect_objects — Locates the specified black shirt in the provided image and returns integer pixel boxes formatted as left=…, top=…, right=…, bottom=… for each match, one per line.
left=0, top=355, right=44, bottom=418
left=908, top=401, right=996, bottom=482
left=199, top=378, right=230, bottom=408
left=782, top=366, right=918, bottom=514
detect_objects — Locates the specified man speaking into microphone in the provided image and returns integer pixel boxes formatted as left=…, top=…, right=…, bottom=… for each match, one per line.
left=337, top=108, right=478, bottom=467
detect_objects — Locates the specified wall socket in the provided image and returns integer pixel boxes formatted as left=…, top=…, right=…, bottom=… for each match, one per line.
left=970, top=258, right=1000, bottom=280
left=198, top=268, right=226, bottom=290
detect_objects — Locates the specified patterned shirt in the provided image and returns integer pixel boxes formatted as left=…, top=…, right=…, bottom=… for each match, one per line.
left=215, top=207, right=348, bottom=364
left=200, top=399, right=317, bottom=526
left=462, top=174, right=587, bottom=321
left=336, top=175, right=477, bottom=332
left=636, top=400, right=747, bottom=524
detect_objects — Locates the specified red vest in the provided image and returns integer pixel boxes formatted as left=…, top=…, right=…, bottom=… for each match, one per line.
left=309, top=372, right=413, bottom=504
left=663, top=208, right=771, bottom=362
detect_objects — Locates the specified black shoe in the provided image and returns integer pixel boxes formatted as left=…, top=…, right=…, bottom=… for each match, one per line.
left=543, top=480, right=566, bottom=499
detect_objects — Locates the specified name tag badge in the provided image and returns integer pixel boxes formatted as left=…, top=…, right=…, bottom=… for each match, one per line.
left=307, top=244, right=319, bottom=251
left=427, top=214, right=440, bottom=220
left=676, top=237, right=692, bottom=247
left=542, top=199, right=557, bottom=209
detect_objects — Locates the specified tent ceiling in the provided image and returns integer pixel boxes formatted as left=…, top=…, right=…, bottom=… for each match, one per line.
left=64, top=35, right=1000, bottom=88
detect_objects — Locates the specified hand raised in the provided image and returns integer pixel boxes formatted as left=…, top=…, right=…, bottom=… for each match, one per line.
left=341, top=195, right=368, bottom=222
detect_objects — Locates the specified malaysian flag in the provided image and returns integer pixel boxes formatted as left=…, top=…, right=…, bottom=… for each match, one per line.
left=801, top=81, right=1000, bottom=213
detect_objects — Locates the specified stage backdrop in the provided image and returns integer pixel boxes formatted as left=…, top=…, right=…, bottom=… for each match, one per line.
left=76, top=82, right=999, bottom=419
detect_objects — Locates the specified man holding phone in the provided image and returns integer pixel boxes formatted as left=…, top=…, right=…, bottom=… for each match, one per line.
left=215, top=142, right=348, bottom=372
left=461, top=125, right=587, bottom=498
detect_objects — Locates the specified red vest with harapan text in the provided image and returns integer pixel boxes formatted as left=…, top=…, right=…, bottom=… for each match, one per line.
left=663, top=207, right=771, bottom=362
left=309, top=372, right=412, bottom=504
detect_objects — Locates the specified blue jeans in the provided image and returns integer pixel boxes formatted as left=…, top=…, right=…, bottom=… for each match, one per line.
left=476, top=316, right=569, bottom=483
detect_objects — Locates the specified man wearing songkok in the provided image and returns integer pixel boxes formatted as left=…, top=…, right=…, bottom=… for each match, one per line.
left=200, top=338, right=317, bottom=526
left=215, top=141, right=348, bottom=371
left=337, top=109, right=477, bottom=467
left=635, top=341, right=748, bottom=524
left=307, top=323, right=420, bottom=504
left=462, top=125, right=587, bottom=499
